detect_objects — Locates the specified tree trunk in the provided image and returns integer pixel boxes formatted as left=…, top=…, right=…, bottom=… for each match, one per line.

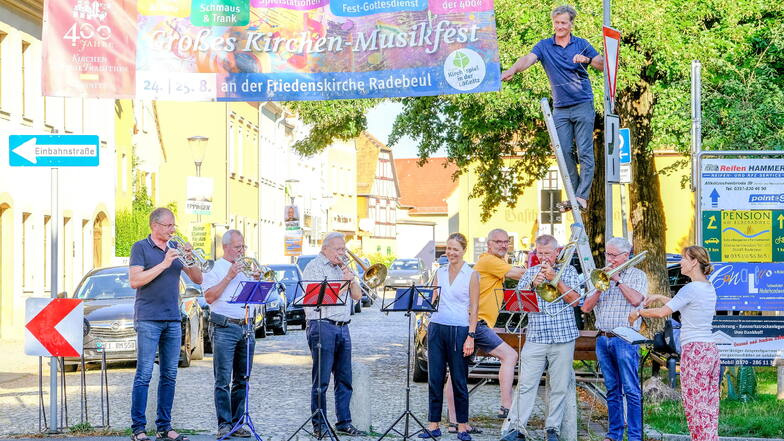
left=584, top=113, right=607, bottom=269
left=617, top=78, right=670, bottom=335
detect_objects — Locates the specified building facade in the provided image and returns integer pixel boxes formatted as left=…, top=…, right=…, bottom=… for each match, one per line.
left=355, top=132, right=400, bottom=257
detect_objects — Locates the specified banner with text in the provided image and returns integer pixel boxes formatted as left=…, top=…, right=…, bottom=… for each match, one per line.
left=43, top=0, right=501, bottom=101
left=712, top=316, right=784, bottom=366
left=709, top=262, right=784, bottom=311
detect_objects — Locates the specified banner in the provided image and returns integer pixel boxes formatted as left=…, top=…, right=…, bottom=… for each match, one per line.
left=190, top=222, right=213, bottom=257
left=186, top=176, right=214, bottom=215
left=284, top=229, right=303, bottom=256
left=43, top=0, right=500, bottom=101
left=710, top=262, right=784, bottom=311
left=712, top=316, right=784, bottom=366
left=43, top=0, right=137, bottom=98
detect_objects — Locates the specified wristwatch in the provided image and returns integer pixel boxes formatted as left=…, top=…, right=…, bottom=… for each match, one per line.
left=467, top=332, right=476, bottom=338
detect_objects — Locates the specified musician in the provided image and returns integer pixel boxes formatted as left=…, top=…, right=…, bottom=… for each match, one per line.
left=630, top=246, right=718, bottom=441
left=202, top=230, right=258, bottom=439
left=302, top=232, right=366, bottom=437
left=419, top=233, right=479, bottom=441
left=512, top=234, right=581, bottom=441
left=128, top=208, right=202, bottom=441
left=581, top=237, right=647, bottom=441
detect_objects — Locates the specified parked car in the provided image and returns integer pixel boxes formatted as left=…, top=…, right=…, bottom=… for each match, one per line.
left=64, top=266, right=204, bottom=369
left=385, top=258, right=428, bottom=291
left=262, top=282, right=289, bottom=336
left=268, top=264, right=307, bottom=329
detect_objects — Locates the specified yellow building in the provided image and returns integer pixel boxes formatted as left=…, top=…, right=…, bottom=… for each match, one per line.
left=325, top=139, right=359, bottom=248
left=355, top=132, right=400, bottom=257
left=449, top=152, right=694, bottom=262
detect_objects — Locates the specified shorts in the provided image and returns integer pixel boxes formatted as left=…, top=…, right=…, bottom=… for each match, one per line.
left=475, top=320, right=504, bottom=353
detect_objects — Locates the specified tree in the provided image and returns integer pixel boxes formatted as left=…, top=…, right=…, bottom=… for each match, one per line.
left=287, top=0, right=784, bottom=303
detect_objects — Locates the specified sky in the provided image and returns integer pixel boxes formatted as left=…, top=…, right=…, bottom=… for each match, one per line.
left=365, top=101, right=446, bottom=159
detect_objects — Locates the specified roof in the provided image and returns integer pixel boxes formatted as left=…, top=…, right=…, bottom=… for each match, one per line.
left=394, top=157, right=458, bottom=214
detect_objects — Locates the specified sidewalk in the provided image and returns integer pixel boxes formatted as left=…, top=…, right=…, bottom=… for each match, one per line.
left=0, top=339, right=43, bottom=386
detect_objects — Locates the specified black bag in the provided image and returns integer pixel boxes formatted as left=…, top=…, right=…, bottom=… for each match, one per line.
left=652, top=319, right=681, bottom=354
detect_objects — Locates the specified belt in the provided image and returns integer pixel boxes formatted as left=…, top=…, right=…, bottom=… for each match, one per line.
left=318, top=319, right=351, bottom=327
left=225, top=317, right=247, bottom=326
left=598, top=331, right=616, bottom=338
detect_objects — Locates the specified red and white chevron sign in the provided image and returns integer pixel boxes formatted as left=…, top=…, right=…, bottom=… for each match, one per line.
left=25, top=298, right=83, bottom=357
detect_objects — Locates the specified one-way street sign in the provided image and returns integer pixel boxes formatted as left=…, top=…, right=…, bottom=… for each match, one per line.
left=9, top=135, right=99, bottom=166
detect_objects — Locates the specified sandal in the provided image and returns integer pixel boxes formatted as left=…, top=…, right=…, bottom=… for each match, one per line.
left=157, top=431, right=190, bottom=441
left=131, top=433, right=152, bottom=441
left=497, top=406, right=510, bottom=419
left=448, top=424, right=482, bottom=434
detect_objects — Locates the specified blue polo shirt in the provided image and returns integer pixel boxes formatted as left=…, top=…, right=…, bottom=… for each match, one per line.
left=532, top=34, right=599, bottom=108
left=129, top=235, right=183, bottom=321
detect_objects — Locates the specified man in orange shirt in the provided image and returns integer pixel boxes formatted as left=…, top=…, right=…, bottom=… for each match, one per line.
left=474, top=228, right=526, bottom=418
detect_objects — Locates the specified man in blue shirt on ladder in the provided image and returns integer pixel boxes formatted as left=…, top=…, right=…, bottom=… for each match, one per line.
left=502, top=5, right=604, bottom=212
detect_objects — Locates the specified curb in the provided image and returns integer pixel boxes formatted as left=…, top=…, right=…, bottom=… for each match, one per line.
left=645, top=427, right=784, bottom=441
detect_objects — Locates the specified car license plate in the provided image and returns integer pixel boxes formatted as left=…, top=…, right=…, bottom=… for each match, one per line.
left=98, top=340, right=136, bottom=352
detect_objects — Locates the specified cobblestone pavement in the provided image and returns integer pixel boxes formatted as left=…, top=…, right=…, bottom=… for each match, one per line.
left=0, top=306, right=607, bottom=440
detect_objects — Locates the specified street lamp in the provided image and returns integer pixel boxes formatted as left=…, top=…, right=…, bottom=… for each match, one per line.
left=285, top=178, right=300, bottom=205
left=188, top=135, right=209, bottom=177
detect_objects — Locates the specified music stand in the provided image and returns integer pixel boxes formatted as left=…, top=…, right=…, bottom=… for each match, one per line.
left=288, top=279, right=350, bottom=441
left=377, top=284, right=439, bottom=441
left=221, top=280, right=277, bottom=441
left=495, top=288, right=536, bottom=441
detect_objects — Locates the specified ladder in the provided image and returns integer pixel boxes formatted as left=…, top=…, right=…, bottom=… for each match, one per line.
left=499, top=99, right=599, bottom=440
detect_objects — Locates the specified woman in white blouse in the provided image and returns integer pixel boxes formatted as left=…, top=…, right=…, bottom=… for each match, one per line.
left=420, top=233, right=479, bottom=441
left=629, top=246, right=718, bottom=441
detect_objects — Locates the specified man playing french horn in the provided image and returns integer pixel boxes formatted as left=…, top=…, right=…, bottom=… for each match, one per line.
left=511, top=235, right=580, bottom=441
left=202, top=229, right=260, bottom=439
left=581, top=237, right=647, bottom=441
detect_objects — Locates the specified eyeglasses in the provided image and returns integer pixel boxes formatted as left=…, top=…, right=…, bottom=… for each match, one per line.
left=605, top=251, right=628, bottom=258
left=155, top=222, right=177, bottom=229
left=490, top=240, right=510, bottom=245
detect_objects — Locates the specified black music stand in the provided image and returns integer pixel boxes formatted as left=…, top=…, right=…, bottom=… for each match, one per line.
left=222, top=280, right=276, bottom=441
left=495, top=288, right=537, bottom=441
left=288, top=279, right=350, bottom=441
left=377, top=284, right=440, bottom=441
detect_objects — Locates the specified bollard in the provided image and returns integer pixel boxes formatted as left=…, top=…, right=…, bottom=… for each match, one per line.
left=350, top=361, right=371, bottom=432
left=558, top=375, right=578, bottom=441
left=146, top=363, right=160, bottom=433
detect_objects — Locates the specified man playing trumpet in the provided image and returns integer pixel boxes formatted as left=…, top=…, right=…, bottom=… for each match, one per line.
left=302, top=232, right=366, bottom=437
left=581, top=237, right=647, bottom=441
left=128, top=208, right=202, bottom=441
left=202, top=230, right=259, bottom=439
left=511, top=235, right=580, bottom=441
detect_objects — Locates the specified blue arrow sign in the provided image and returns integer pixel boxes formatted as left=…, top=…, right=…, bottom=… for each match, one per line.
left=710, top=188, right=720, bottom=208
left=9, top=135, right=99, bottom=167
left=619, top=128, right=631, bottom=164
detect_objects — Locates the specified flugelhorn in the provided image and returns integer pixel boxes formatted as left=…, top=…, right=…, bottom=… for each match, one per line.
left=340, top=249, right=387, bottom=289
left=237, top=256, right=276, bottom=280
left=534, top=241, right=577, bottom=303
left=167, top=235, right=213, bottom=272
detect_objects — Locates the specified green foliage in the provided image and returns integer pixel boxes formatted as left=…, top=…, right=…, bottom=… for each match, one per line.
left=116, top=173, right=154, bottom=257
left=364, top=252, right=397, bottom=268
left=69, top=422, right=94, bottom=433
left=722, top=366, right=758, bottom=401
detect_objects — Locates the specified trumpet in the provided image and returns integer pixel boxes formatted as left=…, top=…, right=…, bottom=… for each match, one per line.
left=534, top=241, right=577, bottom=303
left=340, top=249, right=387, bottom=290
left=167, top=235, right=213, bottom=272
left=543, top=250, right=648, bottom=316
left=237, top=256, right=276, bottom=281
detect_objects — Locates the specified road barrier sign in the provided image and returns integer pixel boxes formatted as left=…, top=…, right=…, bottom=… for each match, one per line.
left=25, top=298, right=83, bottom=357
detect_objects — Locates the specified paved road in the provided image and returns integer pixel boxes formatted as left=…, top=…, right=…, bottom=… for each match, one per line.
left=0, top=305, right=605, bottom=440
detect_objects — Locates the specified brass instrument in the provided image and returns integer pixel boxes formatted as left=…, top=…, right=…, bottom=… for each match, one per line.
left=167, top=235, right=213, bottom=272
left=543, top=250, right=649, bottom=317
left=534, top=241, right=577, bottom=303
left=340, top=249, right=387, bottom=290
left=237, top=256, right=276, bottom=280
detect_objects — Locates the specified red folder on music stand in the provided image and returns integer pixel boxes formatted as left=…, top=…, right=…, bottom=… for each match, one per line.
left=500, top=289, right=540, bottom=313
left=293, top=279, right=348, bottom=308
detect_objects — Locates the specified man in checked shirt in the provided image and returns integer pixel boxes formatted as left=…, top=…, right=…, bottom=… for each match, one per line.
left=301, top=232, right=367, bottom=437
left=581, top=237, right=647, bottom=441
left=510, top=234, right=582, bottom=441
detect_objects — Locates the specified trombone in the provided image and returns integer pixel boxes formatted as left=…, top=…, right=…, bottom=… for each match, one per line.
left=339, top=250, right=387, bottom=300
left=534, top=241, right=577, bottom=303
left=167, top=235, right=214, bottom=272
left=543, top=250, right=649, bottom=316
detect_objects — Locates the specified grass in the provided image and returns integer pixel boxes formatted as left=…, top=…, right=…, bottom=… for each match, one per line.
left=645, top=367, right=784, bottom=438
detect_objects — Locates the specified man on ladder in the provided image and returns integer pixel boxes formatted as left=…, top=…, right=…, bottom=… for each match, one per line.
left=502, top=4, right=604, bottom=212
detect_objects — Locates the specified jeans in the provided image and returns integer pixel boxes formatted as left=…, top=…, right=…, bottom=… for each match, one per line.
left=307, top=321, right=353, bottom=429
left=131, top=320, right=182, bottom=434
left=553, top=101, right=595, bottom=200
left=427, top=322, right=469, bottom=423
left=514, top=340, right=575, bottom=433
left=212, top=322, right=255, bottom=428
left=595, top=336, right=642, bottom=441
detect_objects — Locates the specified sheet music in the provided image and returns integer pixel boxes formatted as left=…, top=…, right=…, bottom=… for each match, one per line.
left=611, top=326, right=650, bottom=345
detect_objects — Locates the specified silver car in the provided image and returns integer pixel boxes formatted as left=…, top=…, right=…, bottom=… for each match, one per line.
left=385, top=258, right=428, bottom=290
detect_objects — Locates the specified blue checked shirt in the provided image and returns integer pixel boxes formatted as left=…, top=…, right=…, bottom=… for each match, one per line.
left=517, top=264, right=580, bottom=344
left=594, top=267, right=648, bottom=332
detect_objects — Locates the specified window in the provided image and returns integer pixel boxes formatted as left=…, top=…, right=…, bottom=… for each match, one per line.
left=541, top=170, right=562, bottom=225
left=237, top=126, right=244, bottom=177
left=21, top=41, right=31, bottom=117
left=228, top=121, right=235, bottom=175
left=22, top=213, right=31, bottom=290
left=0, top=31, right=6, bottom=109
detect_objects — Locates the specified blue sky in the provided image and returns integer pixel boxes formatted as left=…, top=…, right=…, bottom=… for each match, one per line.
left=365, top=101, right=446, bottom=159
